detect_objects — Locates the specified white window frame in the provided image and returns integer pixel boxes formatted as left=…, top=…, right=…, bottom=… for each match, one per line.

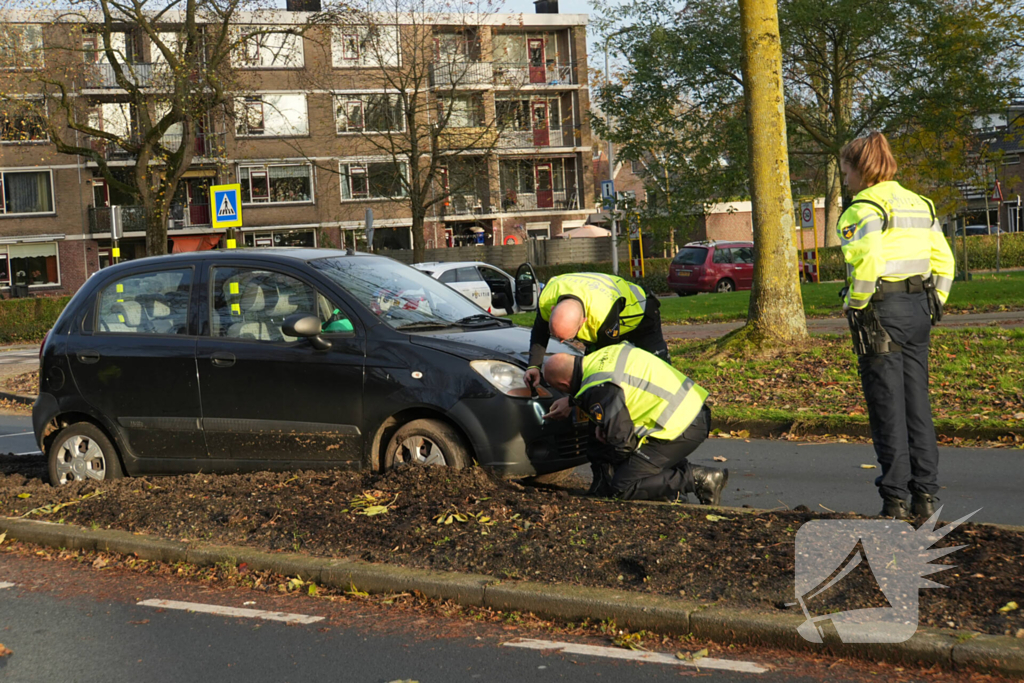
left=0, top=249, right=9, bottom=285
left=0, top=97, right=49, bottom=144
left=331, top=26, right=401, bottom=68
left=234, top=94, right=308, bottom=138
left=0, top=168, right=56, bottom=216
left=1002, top=154, right=1020, bottom=166
left=0, top=25, right=44, bottom=70
left=238, top=163, right=315, bottom=206
left=334, top=93, right=405, bottom=134
left=233, top=27, right=304, bottom=69
left=4, top=241, right=61, bottom=288
left=339, top=160, right=409, bottom=202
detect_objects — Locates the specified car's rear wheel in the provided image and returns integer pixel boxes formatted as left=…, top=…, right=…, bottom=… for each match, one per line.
left=715, top=279, right=736, bottom=293
left=384, top=419, right=471, bottom=470
left=47, top=422, right=123, bottom=486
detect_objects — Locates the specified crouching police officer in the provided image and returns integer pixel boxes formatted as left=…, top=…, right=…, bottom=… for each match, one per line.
left=523, top=272, right=669, bottom=421
left=541, top=344, right=727, bottom=503
left=837, top=132, right=955, bottom=520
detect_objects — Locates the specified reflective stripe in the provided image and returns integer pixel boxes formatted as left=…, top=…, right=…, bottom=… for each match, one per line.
left=852, top=279, right=876, bottom=294
left=627, top=283, right=648, bottom=313
left=883, top=259, right=930, bottom=276
left=849, top=217, right=884, bottom=242
left=934, top=275, right=953, bottom=292
left=652, top=377, right=694, bottom=436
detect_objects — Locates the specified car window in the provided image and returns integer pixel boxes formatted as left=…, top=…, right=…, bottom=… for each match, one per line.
left=211, top=267, right=333, bottom=342
left=478, top=266, right=508, bottom=284
left=456, top=267, right=483, bottom=282
left=437, top=269, right=457, bottom=284
left=96, top=268, right=192, bottom=335
left=310, top=256, right=485, bottom=329
left=713, top=248, right=734, bottom=264
left=733, top=247, right=754, bottom=264
left=672, top=247, right=708, bottom=265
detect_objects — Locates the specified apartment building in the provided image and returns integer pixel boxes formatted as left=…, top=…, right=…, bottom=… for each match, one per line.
left=0, top=4, right=594, bottom=295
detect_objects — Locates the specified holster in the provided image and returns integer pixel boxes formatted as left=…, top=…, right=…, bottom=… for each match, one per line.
left=923, top=276, right=943, bottom=326
left=847, top=307, right=901, bottom=356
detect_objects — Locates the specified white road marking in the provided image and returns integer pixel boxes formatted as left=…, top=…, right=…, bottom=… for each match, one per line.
left=13, top=451, right=42, bottom=457
left=504, top=638, right=768, bottom=674
left=0, top=582, right=15, bottom=590
left=0, top=432, right=34, bottom=439
left=137, top=599, right=324, bottom=624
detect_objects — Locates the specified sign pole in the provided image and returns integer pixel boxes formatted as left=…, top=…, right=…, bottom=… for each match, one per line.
left=111, top=205, right=121, bottom=264
left=812, top=199, right=820, bottom=283
left=995, top=181, right=1002, bottom=272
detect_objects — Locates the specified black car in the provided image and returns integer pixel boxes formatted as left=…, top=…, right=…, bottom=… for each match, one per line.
left=33, top=249, right=586, bottom=486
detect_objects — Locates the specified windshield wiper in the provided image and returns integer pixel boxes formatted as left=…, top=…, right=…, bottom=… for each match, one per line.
left=456, top=314, right=509, bottom=326
left=396, top=321, right=456, bottom=331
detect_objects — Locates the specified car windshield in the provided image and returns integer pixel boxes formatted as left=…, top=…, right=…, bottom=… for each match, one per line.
left=310, top=256, right=487, bottom=329
left=673, top=247, right=708, bottom=265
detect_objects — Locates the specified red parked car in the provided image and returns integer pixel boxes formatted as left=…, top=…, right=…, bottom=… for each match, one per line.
left=667, top=241, right=755, bottom=295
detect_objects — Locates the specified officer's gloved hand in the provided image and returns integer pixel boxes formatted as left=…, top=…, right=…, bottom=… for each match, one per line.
left=838, top=286, right=849, bottom=301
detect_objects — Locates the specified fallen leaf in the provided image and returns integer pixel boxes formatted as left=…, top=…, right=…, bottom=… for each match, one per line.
left=17, top=493, right=30, bottom=499
left=706, top=514, right=734, bottom=522
left=860, top=464, right=877, bottom=469
left=0, top=643, right=11, bottom=658
left=999, top=601, right=1019, bottom=613
left=713, top=456, right=727, bottom=462
left=1014, top=412, right=1024, bottom=420
left=676, top=647, right=708, bottom=661
left=0, top=532, right=6, bottom=545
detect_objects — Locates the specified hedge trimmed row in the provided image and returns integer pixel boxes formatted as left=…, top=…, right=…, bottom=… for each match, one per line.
left=0, top=296, right=71, bottom=343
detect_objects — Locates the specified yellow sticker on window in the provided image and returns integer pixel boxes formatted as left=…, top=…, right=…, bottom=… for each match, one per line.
left=231, top=303, right=241, bottom=315
left=112, top=247, right=121, bottom=258
left=116, top=284, right=124, bottom=293
left=118, top=314, right=125, bottom=323
left=230, top=282, right=239, bottom=295
left=227, top=239, right=237, bottom=249
left=117, top=299, right=123, bottom=303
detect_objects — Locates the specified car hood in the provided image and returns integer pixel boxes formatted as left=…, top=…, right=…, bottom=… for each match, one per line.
left=408, top=325, right=578, bottom=366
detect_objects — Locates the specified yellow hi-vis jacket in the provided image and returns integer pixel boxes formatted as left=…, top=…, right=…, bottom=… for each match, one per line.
left=539, top=273, right=647, bottom=344
left=576, top=344, right=707, bottom=452
left=836, top=181, right=955, bottom=310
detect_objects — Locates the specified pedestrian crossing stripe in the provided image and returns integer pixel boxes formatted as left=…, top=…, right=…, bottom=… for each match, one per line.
left=209, top=183, right=242, bottom=229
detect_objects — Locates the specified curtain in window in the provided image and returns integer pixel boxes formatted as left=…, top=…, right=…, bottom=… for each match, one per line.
left=4, top=171, right=52, bottom=213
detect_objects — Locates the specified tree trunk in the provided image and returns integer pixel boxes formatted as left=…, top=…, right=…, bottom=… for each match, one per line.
left=737, top=0, right=808, bottom=345
left=144, top=199, right=169, bottom=257
left=823, top=154, right=842, bottom=247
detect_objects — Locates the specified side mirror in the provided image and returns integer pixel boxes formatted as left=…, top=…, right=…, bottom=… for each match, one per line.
left=283, top=313, right=332, bottom=351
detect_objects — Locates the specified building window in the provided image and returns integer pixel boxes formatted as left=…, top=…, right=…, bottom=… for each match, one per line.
left=239, top=164, right=313, bottom=204
left=233, top=28, right=304, bottom=68
left=242, top=229, right=317, bottom=248
left=234, top=94, right=308, bottom=137
left=331, top=26, right=400, bottom=68
left=0, top=99, right=47, bottom=143
left=0, top=25, right=43, bottom=69
left=1002, top=154, right=1020, bottom=166
left=335, top=94, right=404, bottom=133
left=442, top=95, right=484, bottom=129
left=340, top=161, right=407, bottom=200
left=5, top=242, right=59, bottom=286
left=0, top=169, right=54, bottom=215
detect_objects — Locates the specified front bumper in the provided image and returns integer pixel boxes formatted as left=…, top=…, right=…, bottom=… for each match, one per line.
left=447, top=394, right=589, bottom=476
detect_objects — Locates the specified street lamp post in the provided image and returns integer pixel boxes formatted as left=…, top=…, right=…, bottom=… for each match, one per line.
left=604, top=28, right=632, bottom=276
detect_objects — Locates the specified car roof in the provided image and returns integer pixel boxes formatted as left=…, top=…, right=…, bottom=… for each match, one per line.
left=681, top=240, right=752, bottom=248
left=413, top=261, right=506, bottom=272
left=95, top=248, right=381, bottom=274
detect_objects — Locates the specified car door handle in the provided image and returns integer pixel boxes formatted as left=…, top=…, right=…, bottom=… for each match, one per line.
left=211, top=352, right=236, bottom=368
left=76, top=350, right=100, bottom=364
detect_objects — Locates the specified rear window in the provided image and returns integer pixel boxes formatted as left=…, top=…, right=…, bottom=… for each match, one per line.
left=672, top=248, right=708, bottom=266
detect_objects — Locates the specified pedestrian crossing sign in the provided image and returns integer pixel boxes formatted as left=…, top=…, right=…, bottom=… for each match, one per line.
left=210, top=183, right=242, bottom=229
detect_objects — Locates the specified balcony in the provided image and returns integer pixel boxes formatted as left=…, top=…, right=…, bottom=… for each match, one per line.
left=438, top=126, right=497, bottom=149
left=88, top=203, right=211, bottom=235
left=88, top=131, right=225, bottom=161
left=496, top=126, right=576, bottom=149
left=493, top=61, right=576, bottom=88
left=444, top=192, right=491, bottom=216
left=429, top=61, right=493, bottom=87
left=499, top=189, right=580, bottom=213
left=86, top=62, right=158, bottom=89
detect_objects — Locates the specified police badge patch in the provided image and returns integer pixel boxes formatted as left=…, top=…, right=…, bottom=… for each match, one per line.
left=841, top=223, right=855, bottom=240
left=590, top=403, right=604, bottom=422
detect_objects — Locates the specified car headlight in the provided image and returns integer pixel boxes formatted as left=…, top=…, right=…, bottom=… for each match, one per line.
left=470, top=360, right=551, bottom=398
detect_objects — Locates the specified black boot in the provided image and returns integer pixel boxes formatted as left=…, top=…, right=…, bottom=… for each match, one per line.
left=911, top=493, right=938, bottom=518
left=880, top=495, right=908, bottom=519
left=690, top=466, right=728, bottom=506
left=587, top=462, right=614, bottom=497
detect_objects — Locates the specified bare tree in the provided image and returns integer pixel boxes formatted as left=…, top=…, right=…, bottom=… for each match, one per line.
left=308, top=0, right=522, bottom=261
left=3, top=0, right=289, bottom=256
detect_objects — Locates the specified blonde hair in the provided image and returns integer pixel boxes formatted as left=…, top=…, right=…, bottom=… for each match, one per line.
left=840, top=132, right=897, bottom=187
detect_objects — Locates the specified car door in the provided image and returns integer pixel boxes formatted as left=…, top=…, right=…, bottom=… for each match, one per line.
left=513, top=263, right=540, bottom=311
left=477, top=265, right=515, bottom=315
left=454, top=266, right=490, bottom=310
left=732, top=246, right=755, bottom=289
left=66, top=264, right=207, bottom=463
left=195, top=262, right=365, bottom=466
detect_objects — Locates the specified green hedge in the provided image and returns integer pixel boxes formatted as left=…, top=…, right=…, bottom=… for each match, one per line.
left=0, top=296, right=71, bottom=343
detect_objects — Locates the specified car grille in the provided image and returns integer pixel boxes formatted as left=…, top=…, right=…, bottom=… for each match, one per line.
left=556, top=420, right=590, bottom=459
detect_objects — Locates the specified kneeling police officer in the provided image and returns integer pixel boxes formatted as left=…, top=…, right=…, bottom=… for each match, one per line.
left=542, top=344, right=727, bottom=503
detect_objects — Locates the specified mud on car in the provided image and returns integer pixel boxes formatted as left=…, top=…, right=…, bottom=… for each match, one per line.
left=34, top=249, right=587, bottom=486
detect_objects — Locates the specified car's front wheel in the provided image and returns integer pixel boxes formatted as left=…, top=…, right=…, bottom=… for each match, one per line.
left=384, top=419, right=471, bottom=470
left=48, top=422, right=123, bottom=486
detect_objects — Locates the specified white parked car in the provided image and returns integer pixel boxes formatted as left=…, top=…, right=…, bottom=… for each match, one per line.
left=412, top=261, right=541, bottom=316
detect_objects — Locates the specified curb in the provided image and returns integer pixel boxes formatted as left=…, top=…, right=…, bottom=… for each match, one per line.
left=1, top=517, right=1021, bottom=677
left=0, top=391, right=33, bottom=406
left=711, top=416, right=1023, bottom=443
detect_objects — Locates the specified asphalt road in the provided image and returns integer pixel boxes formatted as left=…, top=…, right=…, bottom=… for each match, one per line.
left=0, top=552, right=898, bottom=683
left=2, top=411, right=1020, bottom=525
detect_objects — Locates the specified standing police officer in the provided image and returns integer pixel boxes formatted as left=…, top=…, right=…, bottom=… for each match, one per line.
left=523, top=272, right=669, bottom=421
left=837, top=132, right=955, bottom=519
left=542, top=344, right=727, bottom=503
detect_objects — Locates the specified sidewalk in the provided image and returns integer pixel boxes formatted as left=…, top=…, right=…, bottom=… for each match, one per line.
left=663, top=310, right=1024, bottom=340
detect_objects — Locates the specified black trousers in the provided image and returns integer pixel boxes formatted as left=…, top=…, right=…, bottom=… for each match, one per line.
left=857, top=292, right=939, bottom=499
left=617, top=296, right=671, bottom=361
left=600, top=405, right=710, bottom=501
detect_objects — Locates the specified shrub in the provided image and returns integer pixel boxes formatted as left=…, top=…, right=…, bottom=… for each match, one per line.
left=0, top=296, right=71, bottom=343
